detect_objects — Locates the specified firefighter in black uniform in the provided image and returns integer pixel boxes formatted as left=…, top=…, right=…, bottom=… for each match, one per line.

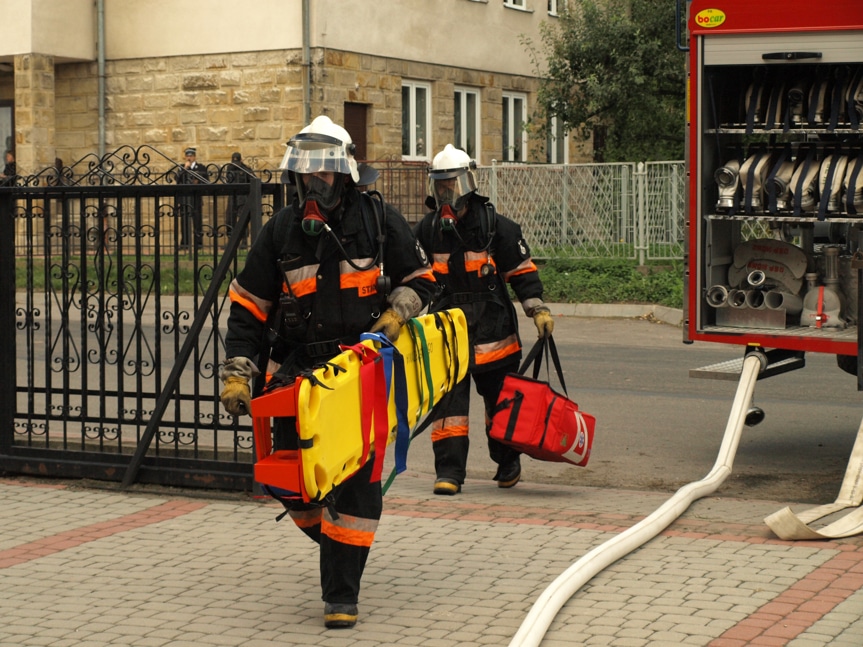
left=219, top=116, right=435, bottom=629
left=414, top=144, right=554, bottom=496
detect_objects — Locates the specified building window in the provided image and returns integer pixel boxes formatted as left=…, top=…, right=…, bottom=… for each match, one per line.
left=548, top=0, right=564, bottom=15
left=504, top=0, right=526, bottom=8
left=454, top=87, right=480, bottom=161
left=502, top=93, right=528, bottom=162
left=402, top=81, right=431, bottom=160
left=547, top=115, right=569, bottom=164
left=0, top=101, right=13, bottom=156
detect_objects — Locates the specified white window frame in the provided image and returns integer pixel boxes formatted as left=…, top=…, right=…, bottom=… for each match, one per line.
left=454, top=86, right=481, bottom=162
left=548, top=0, right=564, bottom=16
left=402, top=81, right=432, bottom=161
left=504, top=0, right=526, bottom=8
left=547, top=115, right=569, bottom=164
left=502, top=92, right=528, bottom=162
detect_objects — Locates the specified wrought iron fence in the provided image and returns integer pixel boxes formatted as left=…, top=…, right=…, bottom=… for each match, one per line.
left=362, top=159, right=429, bottom=225
left=357, top=159, right=686, bottom=262
left=1, top=145, right=283, bottom=490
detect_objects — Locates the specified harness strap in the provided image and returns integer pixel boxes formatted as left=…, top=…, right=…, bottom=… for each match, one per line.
left=410, top=319, right=435, bottom=416
left=818, top=146, right=843, bottom=222
left=342, top=342, right=388, bottom=484
left=439, top=291, right=496, bottom=306
left=829, top=67, right=848, bottom=132
left=360, top=331, right=411, bottom=475
left=816, top=286, right=826, bottom=329
left=846, top=154, right=863, bottom=215
left=304, top=338, right=345, bottom=360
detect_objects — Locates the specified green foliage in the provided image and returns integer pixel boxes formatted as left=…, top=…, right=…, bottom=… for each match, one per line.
left=526, top=0, right=686, bottom=162
left=536, top=258, right=683, bottom=308
left=15, top=255, right=229, bottom=295
left=19, top=255, right=683, bottom=309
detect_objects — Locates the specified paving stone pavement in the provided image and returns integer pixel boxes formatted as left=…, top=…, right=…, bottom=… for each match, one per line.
left=1, top=471, right=862, bottom=647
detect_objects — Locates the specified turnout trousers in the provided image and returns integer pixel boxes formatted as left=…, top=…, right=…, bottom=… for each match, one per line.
left=273, top=423, right=382, bottom=605
left=429, top=359, right=520, bottom=484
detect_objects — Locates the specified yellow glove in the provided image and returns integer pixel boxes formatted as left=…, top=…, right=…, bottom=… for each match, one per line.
left=533, top=308, right=554, bottom=338
left=369, top=308, right=406, bottom=342
left=220, top=376, right=251, bottom=416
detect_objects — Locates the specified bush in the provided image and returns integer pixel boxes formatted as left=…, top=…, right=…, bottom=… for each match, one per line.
left=536, top=258, right=683, bottom=308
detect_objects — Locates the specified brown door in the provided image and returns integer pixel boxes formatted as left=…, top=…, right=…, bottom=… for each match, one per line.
left=344, top=103, right=367, bottom=160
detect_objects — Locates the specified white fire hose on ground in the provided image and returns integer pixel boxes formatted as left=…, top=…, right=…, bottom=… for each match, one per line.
left=507, top=352, right=766, bottom=647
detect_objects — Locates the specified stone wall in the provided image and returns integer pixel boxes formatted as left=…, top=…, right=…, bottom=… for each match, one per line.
left=14, top=53, right=56, bottom=173
left=55, top=50, right=303, bottom=170
left=44, top=47, right=585, bottom=172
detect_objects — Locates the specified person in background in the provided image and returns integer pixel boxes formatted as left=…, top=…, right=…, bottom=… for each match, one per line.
left=218, top=116, right=435, bottom=629
left=175, top=147, right=208, bottom=249
left=53, top=158, right=71, bottom=186
left=226, top=151, right=253, bottom=248
left=1, top=150, right=16, bottom=185
left=413, top=144, right=553, bottom=496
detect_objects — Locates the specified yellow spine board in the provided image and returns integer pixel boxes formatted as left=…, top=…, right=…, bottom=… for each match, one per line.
left=385, top=308, right=469, bottom=433
left=295, top=308, right=469, bottom=501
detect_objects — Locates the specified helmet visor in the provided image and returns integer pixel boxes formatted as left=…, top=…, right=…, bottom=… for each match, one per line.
left=428, top=169, right=476, bottom=210
left=279, top=133, right=354, bottom=177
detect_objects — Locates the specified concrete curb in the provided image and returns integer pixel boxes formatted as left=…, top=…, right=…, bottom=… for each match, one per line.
left=546, top=302, right=684, bottom=327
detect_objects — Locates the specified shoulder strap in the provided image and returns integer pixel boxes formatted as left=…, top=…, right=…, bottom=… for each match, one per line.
left=483, top=201, right=497, bottom=237
left=360, top=190, right=386, bottom=246
left=273, top=207, right=295, bottom=257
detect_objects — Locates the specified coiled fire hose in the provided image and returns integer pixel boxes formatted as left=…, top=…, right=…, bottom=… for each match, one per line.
left=507, top=352, right=765, bottom=647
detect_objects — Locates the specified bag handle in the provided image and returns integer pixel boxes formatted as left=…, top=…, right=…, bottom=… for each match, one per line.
left=517, top=335, right=568, bottom=395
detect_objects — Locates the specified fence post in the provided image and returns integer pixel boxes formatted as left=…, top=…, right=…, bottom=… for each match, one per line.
left=490, top=159, right=498, bottom=206
left=671, top=163, right=681, bottom=245
left=621, top=164, right=630, bottom=253
left=561, top=165, right=569, bottom=245
left=249, top=177, right=263, bottom=244
left=635, top=161, right=647, bottom=266
left=0, top=191, right=14, bottom=452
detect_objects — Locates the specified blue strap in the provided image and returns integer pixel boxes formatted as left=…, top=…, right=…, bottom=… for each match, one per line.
left=360, top=332, right=411, bottom=474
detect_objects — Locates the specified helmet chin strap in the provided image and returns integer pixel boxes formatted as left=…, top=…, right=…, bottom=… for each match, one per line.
left=439, top=204, right=458, bottom=232
left=301, top=199, right=328, bottom=236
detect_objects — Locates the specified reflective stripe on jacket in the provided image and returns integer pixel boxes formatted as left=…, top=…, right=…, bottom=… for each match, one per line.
left=414, top=194, right=543, bottom=373
left=225, top=189, right=435, bottom=370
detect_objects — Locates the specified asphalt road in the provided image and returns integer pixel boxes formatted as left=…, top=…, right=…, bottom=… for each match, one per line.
left=402, top=313, right=863, bottom=505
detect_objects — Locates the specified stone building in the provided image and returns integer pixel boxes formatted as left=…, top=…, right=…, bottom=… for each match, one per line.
left=0, top=0, right=587, bottom=175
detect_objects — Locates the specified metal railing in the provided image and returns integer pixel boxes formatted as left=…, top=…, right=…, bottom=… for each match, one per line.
left=477, top=160, right=686, bottom=263
left=1, top=146, right=283, bottom=490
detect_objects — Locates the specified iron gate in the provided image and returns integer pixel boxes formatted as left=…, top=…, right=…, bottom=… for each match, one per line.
left=0, top=145, right=285, bottom=490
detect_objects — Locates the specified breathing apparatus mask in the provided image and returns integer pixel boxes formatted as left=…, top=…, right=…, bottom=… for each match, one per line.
left=279, top=116, right=360, bottom=236
left=428, top=144, right=477, bottom=231
left=297, top=175, right=344, bottom=236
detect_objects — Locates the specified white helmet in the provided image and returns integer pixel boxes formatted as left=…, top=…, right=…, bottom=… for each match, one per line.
left=428, top=144, right=477, bottom=211
left=279, top=115, right=360, bottom=183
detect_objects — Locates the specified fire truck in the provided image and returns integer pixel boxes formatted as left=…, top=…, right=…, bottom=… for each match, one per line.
left=683, top=1, right=863, bottom=388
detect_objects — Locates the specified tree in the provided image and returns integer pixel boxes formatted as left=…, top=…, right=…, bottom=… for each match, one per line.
left=526, top=0, right=686, bottom=162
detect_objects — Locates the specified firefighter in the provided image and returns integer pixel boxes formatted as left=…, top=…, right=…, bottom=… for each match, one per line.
left=219, top=116, right=435, bottom=629
left=414, top=144, right=553, bottom=495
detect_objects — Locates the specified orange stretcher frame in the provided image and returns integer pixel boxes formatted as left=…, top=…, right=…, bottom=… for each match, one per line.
left=251, top=385, right=303, bottom=495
